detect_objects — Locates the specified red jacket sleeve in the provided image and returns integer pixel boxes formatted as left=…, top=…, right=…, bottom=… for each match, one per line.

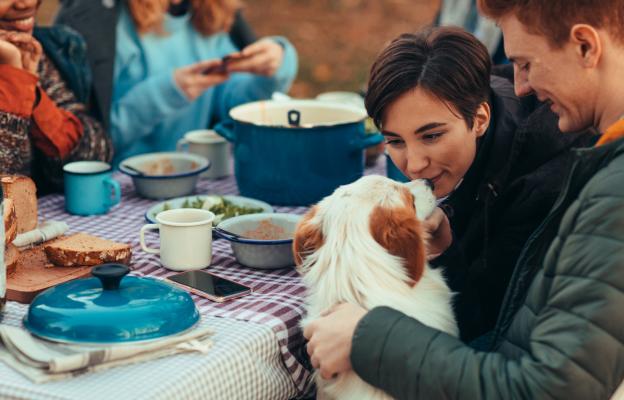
left=0, top=64, right=83, bottom=159
left=31, top=88, right=83, bottom=159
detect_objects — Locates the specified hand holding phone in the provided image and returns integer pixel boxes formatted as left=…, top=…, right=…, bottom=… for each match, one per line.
left=166, top=270, right=252, bottom=302
left=224, top=39, right=284, bottom=77
left=201, top=54, right=246, bottom=75
left=174, top=60, right=229, bottom=101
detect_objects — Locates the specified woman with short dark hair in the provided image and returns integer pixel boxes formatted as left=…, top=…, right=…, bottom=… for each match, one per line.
left=305, top=1, right=624, bottom=396
left=364, top=27, right=595, bottom=343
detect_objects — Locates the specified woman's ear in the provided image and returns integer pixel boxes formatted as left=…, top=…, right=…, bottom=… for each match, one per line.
left=570, top=24, right=602, bottom=69
left=473, top=101, right=491, bottom=138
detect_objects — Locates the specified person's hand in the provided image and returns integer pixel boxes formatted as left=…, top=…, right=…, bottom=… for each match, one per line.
left=422, top=207, right=452, bottom=260
left=0, top=30, right=42, bottom=75
left=0, top=39, right=22, bottom=68
left=303, top=303, right=367, bottom=380
left=174, top=59, right=229, bottom=101
left=226, top=38, right=284, bottom=77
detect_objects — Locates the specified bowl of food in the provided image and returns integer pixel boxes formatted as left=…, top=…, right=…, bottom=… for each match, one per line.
left=119, top=152, right=210, bottom=199
left=215, top=213, right=302, bottom=269
left=145, top=194, right=273, bottom=225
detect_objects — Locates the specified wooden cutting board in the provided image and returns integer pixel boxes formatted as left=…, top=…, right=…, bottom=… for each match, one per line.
left=7, top=240, right=92, bottom=304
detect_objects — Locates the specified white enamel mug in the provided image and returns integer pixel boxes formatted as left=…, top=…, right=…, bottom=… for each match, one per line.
left=177, top=130, right=230, bottom=179
left=140, top=208, right=215, bottom=271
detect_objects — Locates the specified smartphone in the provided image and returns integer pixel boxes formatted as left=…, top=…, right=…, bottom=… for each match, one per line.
left=201, top=55, right=234, bottom=75
left=166, top=270, right=252, bottom=302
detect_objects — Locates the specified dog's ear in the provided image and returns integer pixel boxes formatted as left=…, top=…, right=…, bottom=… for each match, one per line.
left=369, top=204, right=427, bottom=285
left=293, top=206, right=324, bottom=266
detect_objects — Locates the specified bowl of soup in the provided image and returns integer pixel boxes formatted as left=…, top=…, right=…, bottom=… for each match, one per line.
left=119, top=152, right=210, bottom=199
left=215, top=213, right=302, bottom=269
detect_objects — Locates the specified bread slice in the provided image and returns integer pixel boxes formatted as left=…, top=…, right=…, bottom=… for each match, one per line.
left=5, top=243, right=19, bottom=276
left=1, top=175, right=37, bottom=234
left=4, top=198, right=17, bottom=245
left=44, top=233, right=132, bottom=267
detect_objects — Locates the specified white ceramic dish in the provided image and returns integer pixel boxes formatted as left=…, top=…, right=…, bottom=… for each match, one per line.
left=119, top=152, right=210, bottom=199
left=215, top=213, right=302, bottom=269
left=145, top=194, right=273, bottom=224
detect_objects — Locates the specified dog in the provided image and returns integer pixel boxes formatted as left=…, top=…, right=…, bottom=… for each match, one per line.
left=294, top=175, right=458, bottom=400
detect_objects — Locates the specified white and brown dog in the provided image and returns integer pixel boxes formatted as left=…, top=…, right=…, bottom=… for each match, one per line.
left=294, top=175, right=458, bottom=400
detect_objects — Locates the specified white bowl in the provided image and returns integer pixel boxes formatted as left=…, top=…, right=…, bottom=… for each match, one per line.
left=119, top=152, right=210, bottom=199
left=216, top=213, right=302, bottom=269
left=144, top=195, right=273, bottom=224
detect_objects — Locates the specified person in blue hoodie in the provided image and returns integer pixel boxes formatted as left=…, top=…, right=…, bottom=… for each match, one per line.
left=59, top=0, right=298, bottom=164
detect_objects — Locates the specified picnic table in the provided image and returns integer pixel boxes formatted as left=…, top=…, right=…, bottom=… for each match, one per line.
left=0, top=161, right=386, bottom=400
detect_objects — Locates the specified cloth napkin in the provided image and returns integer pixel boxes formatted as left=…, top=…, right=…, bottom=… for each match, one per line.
left=0, top=324, right=213, bottom=383
left=12, top=221, right=69, bottom=248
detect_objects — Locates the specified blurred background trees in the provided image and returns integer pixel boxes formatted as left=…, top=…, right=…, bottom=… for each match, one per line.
left=37, top=0, right=439, bottom=98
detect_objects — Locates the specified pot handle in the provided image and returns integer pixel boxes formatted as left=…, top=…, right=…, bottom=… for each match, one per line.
left=350, top=133, right=384, bottom=152
left=288, top=110, right=301, bottom=127
left=92, top=264, right=130, bottom=291
left=213, top=120, right=237, bottom=142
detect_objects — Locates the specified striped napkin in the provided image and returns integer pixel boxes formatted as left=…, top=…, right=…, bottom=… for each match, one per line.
left=0, top=324, right=213, bottom=383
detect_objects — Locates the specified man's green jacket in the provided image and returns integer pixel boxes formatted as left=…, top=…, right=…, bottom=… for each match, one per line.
left=351, top=137, right=624, bottom=399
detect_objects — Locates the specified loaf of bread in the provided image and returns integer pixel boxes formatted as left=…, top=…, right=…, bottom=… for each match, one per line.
left=1, top=175, right=37, bottom=234
left=44, top=233, right=132, bottom=267
left=4, top=198, right=17, bottom=245
left=5, top=243, right=19, bottom=276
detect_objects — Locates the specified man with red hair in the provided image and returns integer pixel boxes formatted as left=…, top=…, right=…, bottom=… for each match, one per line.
left=303, top=1, right=624, bottom=398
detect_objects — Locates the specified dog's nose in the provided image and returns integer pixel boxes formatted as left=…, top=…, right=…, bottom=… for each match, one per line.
left=424, top=179, right=435, bottom=191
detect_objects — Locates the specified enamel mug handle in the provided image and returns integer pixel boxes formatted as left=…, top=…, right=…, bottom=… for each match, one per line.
left=104, top=178, right=121, bottom=208
left=176, top=138, right=189, bottom=152
left=140, top=224, right=160, bottom=254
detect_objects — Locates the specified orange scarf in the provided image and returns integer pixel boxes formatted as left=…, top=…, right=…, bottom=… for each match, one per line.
left=595, top=119, right=624, bottom=147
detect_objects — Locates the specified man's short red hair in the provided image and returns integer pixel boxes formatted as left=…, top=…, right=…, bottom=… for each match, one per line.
left=477, top=0, right=624, bottom=48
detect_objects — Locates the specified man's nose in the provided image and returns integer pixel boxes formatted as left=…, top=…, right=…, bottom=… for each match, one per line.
left=514, top=78, right=533, bottom=97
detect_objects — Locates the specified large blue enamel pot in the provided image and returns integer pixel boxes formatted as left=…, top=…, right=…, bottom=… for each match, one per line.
left=215, top=100, right=383, bottom=206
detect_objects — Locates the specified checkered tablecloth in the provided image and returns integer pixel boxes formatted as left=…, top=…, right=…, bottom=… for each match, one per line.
left=0, top=161, right=386, bottom=400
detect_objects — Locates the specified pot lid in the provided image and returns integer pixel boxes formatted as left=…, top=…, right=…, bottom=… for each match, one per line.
left=23, top=264, right=199, bottom=344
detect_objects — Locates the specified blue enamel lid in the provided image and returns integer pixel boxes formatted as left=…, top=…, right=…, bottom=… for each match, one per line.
left=23, top=264, right=199, bottom=344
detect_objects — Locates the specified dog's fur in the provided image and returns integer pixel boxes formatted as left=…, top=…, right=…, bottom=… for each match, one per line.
left=295, top=175, right=458, bottom=400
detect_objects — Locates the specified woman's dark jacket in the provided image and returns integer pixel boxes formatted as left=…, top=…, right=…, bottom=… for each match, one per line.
left=351, top=134, right=624, bottom=399
left=432, top=74, right=597, bottom=342
left=55, top=0, right=257, bottom=131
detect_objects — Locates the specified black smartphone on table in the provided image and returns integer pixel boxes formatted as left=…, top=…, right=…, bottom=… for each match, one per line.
left=166, top=270, right=252, bottom=302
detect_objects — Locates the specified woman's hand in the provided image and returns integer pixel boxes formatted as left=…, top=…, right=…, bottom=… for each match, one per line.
left=226, top=38, right=284, bottom=77
left=0, top=30, right=42, bottom=75
left=174, top=59, right=229, bottom=101
left=422, top=207, right=452, bottom=259
left=303, top=303, right=367, bottom=380
left=0, top=39, right=22, bottom=68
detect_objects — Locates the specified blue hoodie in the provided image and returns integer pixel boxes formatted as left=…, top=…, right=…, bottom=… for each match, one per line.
left=111, top=6, right=298, bottom=164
